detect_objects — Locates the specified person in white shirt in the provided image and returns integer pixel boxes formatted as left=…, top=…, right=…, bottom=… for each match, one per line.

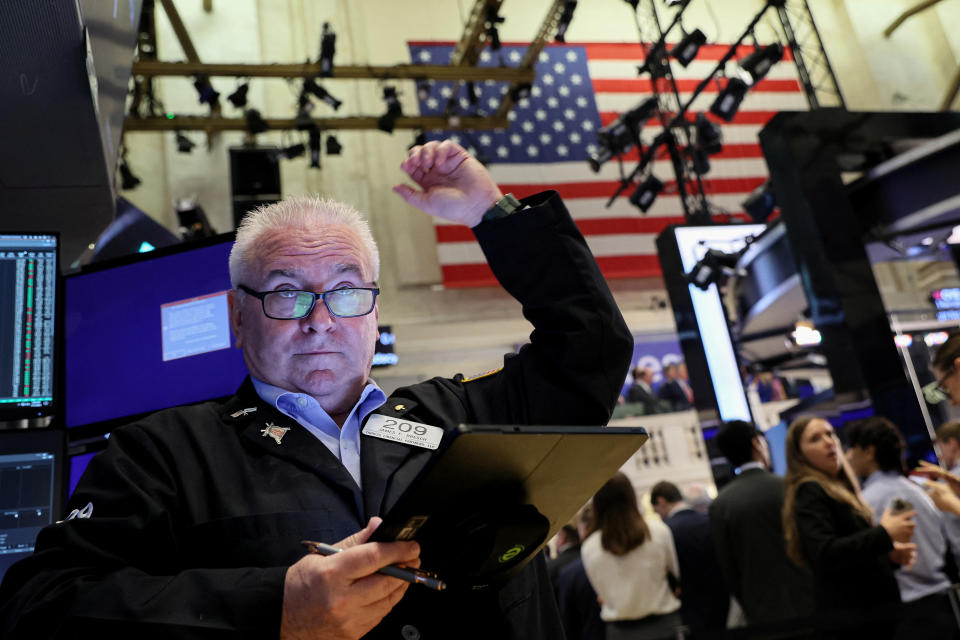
left=580, top=472, right=682, bottom=640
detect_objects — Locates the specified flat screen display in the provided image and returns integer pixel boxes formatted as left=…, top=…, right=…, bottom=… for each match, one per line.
left=0, top=233, right=58, bottom=419
left=63, top=235, right=248, bottom=430
left=0, top=428, right=64, bottom=582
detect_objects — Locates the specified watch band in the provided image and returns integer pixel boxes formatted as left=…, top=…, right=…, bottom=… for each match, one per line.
left=482, top=193, right=523, bottom=222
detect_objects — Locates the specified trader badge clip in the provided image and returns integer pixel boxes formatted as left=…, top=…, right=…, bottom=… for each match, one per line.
left=261, top=422, right=290, bottom=444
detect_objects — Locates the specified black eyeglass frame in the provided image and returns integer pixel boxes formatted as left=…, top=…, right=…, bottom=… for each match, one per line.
left=237, top=284, right=380, bottom=319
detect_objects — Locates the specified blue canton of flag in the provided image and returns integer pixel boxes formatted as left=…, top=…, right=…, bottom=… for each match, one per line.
left=409, top=44, right=601, bottom=163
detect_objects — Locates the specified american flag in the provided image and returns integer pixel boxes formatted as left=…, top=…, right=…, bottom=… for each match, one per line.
left=408, top=41, right=806, bottom=288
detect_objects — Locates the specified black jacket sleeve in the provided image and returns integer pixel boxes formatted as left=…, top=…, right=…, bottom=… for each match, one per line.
left=462, top=190, right=633, bottom=427
left=793, top=481, right=893, bottom=574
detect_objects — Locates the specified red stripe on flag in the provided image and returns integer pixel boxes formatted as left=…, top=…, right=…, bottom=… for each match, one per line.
left=602, top=143, right=765, bottom=163
left=581, top=42, right=794, bottom=62
left=500, top=177, right=766, bottom=200
left=599, top=110, right=779, bottom=127
left=441, top=254, right=664, bottom=288
left=593, top=77, right=801, bottom=94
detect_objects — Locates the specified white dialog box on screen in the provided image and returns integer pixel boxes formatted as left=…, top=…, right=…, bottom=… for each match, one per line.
left=160, top=291, right=231, bottom=361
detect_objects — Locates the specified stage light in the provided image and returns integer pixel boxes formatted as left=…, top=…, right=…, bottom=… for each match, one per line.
left=739, top=43, right=783, bottom=85
left=555, top=1, right=577, bottom=43
left=244, top=109, right=269, bottom=135
left=588, top=97, right=658, bottom=172
left=303, top=78, right=342, bottom=110
left=279, top=143, right=305, bottom=160
left=742, top=180, right=776, bottom=222
left=175, top=131, right=195, bottom=153
left=325, top=135, right=342, bottom=155
left=893, top=334, right=913, bottom=348
left=377, top=86, right=403, bottom=133
left=319, top=22, right=336, bottom=77
left=686, top=248, right=741, bottom=291
left=485, top=7, right=504, bottom=52
left=192, top=78, right=219, bottom=106
left=308, top=127, right=321, bottom=169
left=629, top=174, right=664, bottom=212
left=670, top=28, right=706, bottom=67
left=118, top=158, right=141, bottom=190
left=227, top=82, right=249, bottom=109
left=694, top=113, right=722, bottom=154
left=416, top=78, right=432, bottom=102
left=709, top=76, right=749, bottom=122
left=791, top=322, right=821, bottom=347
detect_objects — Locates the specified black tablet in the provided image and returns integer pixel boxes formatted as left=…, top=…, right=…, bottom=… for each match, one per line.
left=371, top=424, right=648, bottom=589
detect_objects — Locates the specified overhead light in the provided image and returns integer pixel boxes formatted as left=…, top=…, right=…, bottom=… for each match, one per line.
left=555, top=1, right=577, bottom=43
left=325, top=135, right=342, bottom=155
left=244, top=109, right=269, bottom=135
left=686, top=248, right=741, bottom=291
left=175, top=131, right=195, bottom=154
left=742, top=180, right=777, bottom=222
left=484, top=7, right=504, bottom=52
left=791, top=322, right=822, bottom=347
left=670, top=28, right=706, bottom=67
left=629, top=174, right=664, bottom=212
left=303, top=78, right=342, bottom=110
left=227, top=82, right=249, bottom=109
left=118, top=158, right=141, bottom=190
left=739, top=43, right=783, bottom=85
left=925, top=331, right=949, bottom=347
left=308, top=127, right=321, bottom=169
left=377, top=86, right=403, bottom=133
left=588, top=97, right=658, bottom=172
left=893, top=334, right=913, bottom=348
left=319, top=22, right=336, bottom=77
left=279, top=143, right=305, bottom=159
left=709, top=77, right=749, bottom=122
left=192, top=77, right=219, bottom=106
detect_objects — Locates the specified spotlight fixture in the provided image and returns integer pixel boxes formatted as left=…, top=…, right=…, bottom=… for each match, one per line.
left=192, top=78, right=220, bottom=106
left=227, top=82, right=249, bottom=109
left=244, top=109, right=270, bottom=135
left=686, top=248, right=741, bottom=291
left=484, top=7, right=504, bottom=52
left=670, top=28, right=706, bottom=67
left=588, top=97, right=658, bottom=172
left=303, top=78, right=342, bottom=110
left=325, top=135, right=342, bottom=155
left=279, top=143, right=305, bottom=160
left=555, top=1, right=577, bottom=43
left=709, top=76, right=749, bottom=122
left=694, top=113, right=723, bottom=155
left=742, top=179, right=776, bottom=222
left=308, top=127, right=322, bottom=169
left=629, top=174, right=664, bottom=212
left=738, top=43, right=783, bottom=85
left=176, top=198, right=216, bottom=241
left=118, top=158, right=141, bottom=190
left=319, top=22, right=336, bottom=77
left=175, top=131, right=195, bottom=154
left=377, top=86, right=403, bottom=133
left=415, top=78, right=432, bottom=102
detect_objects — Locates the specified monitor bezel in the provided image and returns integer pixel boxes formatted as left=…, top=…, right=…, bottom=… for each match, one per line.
left=0, top=232, right=61, bottom=422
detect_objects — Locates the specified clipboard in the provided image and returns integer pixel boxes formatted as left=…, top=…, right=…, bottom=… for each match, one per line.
left=371, top=424, right=648, bottom=589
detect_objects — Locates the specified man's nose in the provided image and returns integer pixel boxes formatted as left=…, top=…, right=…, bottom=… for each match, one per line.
left=300, top=297, right=336, bottom=331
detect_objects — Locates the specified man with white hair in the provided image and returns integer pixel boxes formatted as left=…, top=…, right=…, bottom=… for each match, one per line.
left=0, top=140, right=633, bottom=639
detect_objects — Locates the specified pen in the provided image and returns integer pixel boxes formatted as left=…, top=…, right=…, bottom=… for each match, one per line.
left=300, top=540, right=447, bottom=591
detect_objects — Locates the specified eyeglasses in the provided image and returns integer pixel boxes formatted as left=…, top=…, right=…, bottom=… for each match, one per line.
left=923, top=367, right=954, bottom=404
left=237, top=284, right=379, bottom=319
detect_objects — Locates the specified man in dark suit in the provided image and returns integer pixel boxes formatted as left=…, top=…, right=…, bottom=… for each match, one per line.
left=658, top=363, right=692, bottom=411
left=546, top=524, right=581, bottom=585
left=709, top=420, right=815, bottom=626
left=651, top=480, right=729, bottom=635
left=554, top=506, right=604, bottom=640
left=625, top=365, right=664, bottom=414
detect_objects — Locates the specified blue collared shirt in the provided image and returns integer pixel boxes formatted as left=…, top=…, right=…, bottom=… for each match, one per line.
left=860, top=470, right=951, bottom=602
left=251, top=376, right=387, bottom=489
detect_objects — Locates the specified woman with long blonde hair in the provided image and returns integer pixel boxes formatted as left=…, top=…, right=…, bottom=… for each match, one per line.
left=781, top=416, right=916, bottom=632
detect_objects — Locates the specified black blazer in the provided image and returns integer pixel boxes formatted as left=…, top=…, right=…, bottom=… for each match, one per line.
left=657, top=379, right=691, bottom=410
left=664, top=508, right=729, bottom=633
left=709, top=468, right=815, bottom=624
left=625, top=382, right=662, bottom=414
left=792, top=481, right=900, bottom=612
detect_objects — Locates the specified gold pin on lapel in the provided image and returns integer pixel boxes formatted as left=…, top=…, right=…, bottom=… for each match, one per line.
left=394, top=404, right=405, bottom=411
left=261, top=422, right=290, bottom=444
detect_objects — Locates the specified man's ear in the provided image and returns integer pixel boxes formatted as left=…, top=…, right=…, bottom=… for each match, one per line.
left=228, top=290, right=244, bottom=349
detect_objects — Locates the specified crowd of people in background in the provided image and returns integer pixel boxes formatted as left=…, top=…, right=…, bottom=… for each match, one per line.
left=545, top=414, right=960, bottom=639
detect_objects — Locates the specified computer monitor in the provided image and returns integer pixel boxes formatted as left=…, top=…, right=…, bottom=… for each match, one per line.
left=63, top=234, right=248, bottom=438
left=0, top=233, right=58, bottom=420
left=0, top=428, right=65, bottom=582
